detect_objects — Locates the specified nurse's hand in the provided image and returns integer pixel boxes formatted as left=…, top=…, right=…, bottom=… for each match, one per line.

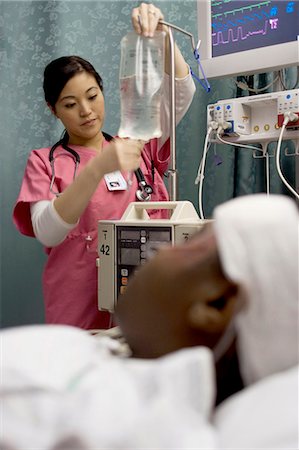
left=101, top=138, right=144, bottom=173
left=131, top=3, right=164, bottom=38
left=131, top=3, right=189, bottom=78
left=53, top=138, right=143, bottom=226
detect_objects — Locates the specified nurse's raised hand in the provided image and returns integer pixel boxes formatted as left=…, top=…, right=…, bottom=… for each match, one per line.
left=130, top=3, right=189, bottom=79
left=131, top=3, right=164, bottom=38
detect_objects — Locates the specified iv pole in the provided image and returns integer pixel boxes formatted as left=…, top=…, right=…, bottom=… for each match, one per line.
left=159, top=20, right=201, bottom=201
left=164, top=23, right=177, bottom=201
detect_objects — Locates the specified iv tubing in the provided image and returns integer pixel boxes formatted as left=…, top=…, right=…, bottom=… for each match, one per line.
left=195, top=126, right=213, bottom=219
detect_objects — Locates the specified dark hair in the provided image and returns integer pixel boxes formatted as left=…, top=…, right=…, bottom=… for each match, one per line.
left=43, top=55, right=104, bottom=108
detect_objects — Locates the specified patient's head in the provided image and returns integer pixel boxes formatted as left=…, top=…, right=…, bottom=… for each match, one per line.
left=115, top=224, right=239, bottom=359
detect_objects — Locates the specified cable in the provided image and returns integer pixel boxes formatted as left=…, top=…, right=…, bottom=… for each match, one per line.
left=213, top=318, right=236, bottom=364
left=195, top=126, right=213, bottom=219
left=275, top=113, right=299, bottom=200
left=236, top=68, right=299, bottom=93
left=235, top=74, right=279, bottom=94
left=278, top=67, right=299, bottom=90
left=216, top=132, right=264, bottom=154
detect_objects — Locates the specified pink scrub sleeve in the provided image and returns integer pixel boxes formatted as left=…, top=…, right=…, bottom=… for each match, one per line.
left=13, top=149, right=55, bottom=237
left=144, top=138, right=170, bottom=177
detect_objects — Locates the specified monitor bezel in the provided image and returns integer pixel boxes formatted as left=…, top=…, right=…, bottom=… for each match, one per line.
left=197, top=0, right=299, bottom=79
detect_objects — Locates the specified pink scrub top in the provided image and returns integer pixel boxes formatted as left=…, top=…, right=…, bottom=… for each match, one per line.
left=13, top=137, right=170, bottom=329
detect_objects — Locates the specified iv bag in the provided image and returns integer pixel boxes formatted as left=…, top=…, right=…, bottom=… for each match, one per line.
left=118, top=31, right=165, bottom=141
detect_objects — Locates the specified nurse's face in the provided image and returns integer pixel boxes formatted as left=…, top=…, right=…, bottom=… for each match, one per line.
left=53, top=71, right=105, bottom=145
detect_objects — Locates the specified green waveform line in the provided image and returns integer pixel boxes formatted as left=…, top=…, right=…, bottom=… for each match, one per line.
left=212, top=1, right=271, bottom=20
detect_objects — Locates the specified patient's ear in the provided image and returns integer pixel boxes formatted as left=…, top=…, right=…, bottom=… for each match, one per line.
left=187, top=291, right=238, bottom=334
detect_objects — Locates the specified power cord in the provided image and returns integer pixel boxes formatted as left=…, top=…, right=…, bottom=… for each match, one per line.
left=199, top=113, right=299, bottom=210
left=278, top=67, right=299, bottom=90
left=276, top=112, right=299, bottom=200
left=235, top=75, right=280, bottom=94
left=216, top=126, right=264, bottom=154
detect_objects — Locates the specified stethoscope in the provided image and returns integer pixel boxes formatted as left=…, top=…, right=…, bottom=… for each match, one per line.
left=48, top=131, right=153, bottom=200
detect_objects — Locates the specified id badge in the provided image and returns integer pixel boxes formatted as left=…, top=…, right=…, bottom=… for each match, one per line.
left=104, top=171, right=128, bottom=191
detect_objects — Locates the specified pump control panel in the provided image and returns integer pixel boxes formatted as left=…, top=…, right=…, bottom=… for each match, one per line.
left=97, top=201, right=209, bottom=312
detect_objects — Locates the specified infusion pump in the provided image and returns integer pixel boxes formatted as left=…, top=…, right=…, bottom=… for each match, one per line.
left=97, top=201, right=209, bottom=312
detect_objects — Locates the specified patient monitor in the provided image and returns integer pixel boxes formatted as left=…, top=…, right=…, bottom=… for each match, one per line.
left=97, top=201, right=208, bottom=312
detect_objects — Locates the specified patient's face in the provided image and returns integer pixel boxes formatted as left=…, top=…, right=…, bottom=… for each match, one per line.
left=115, top=225, right=238, bottom=358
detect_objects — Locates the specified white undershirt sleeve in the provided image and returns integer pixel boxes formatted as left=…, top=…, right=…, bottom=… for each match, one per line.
left=159, top=70, right=196, bottom=147
left=30, top=199, right=78, bottom=247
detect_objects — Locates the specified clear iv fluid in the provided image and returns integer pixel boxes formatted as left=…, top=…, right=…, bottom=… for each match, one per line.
left=118, top=31, right=165, bottom=141
left=119, top=75, right=162, bottom=141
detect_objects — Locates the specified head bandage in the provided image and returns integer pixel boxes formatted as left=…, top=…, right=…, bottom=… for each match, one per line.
left=213, top=194, right=298, bottom=385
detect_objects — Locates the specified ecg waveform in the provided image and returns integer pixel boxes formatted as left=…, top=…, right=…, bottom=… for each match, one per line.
left=212, top=20, right=269, bottom=46
left=211, top=1, right=271, bottom=20
left=212, top=11, right=270, bottom=31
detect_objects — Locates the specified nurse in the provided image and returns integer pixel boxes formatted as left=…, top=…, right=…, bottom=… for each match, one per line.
left=13, top=3, right=196, bottom=330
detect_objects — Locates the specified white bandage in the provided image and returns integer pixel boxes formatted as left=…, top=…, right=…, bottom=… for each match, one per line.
left=213, top=194, right=299, bottom=385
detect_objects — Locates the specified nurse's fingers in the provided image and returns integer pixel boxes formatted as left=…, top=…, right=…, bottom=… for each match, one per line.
left=112, top=138, right=144, bottom=170
left=117, top=138, right=144, bottom=154
left=131, top=3, right=164, bottom=37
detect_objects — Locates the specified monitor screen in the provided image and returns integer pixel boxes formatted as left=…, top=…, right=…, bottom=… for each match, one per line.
left=197, top=0, right=299, bottom=78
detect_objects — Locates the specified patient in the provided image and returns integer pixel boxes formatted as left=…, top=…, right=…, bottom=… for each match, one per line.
left=116, top=193, right=299, bottom=447
left=116, top=193, right=298, bottom=382
left=115, top=221, right=245, bottom=405
left=1, top=194, right=298, bottom=449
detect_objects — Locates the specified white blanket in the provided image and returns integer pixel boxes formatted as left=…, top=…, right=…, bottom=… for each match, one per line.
left=1, top=325, right=216, bottom=449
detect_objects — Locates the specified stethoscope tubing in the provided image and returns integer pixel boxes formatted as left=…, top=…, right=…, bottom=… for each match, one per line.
left=48, top=133, right=153, bottom=200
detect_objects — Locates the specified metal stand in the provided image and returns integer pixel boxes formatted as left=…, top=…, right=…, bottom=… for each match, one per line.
left=159, top=20, right=199, bottom=201
left=166, top=26, right=177, bottom=201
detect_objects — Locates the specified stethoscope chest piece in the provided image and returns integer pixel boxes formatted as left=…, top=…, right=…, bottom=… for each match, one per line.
left=135, top=168, right=153, bottom=201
